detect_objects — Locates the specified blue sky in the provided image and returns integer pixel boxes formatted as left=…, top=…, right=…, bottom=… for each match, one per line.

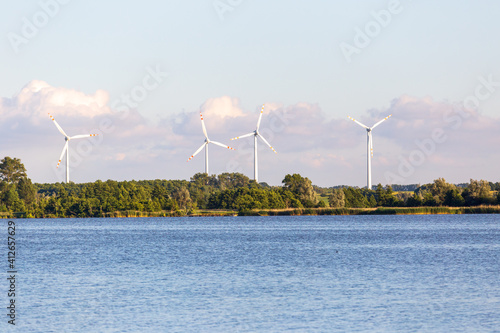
left=1, top=0, right=500, bottom=186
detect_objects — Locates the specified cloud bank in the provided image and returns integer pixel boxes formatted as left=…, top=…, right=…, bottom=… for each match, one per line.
left=1, top=81, right=499, bottom=186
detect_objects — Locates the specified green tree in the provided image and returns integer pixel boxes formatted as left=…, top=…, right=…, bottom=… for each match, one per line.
left=3, top=186, right=20, bottom=210
left=368, top=195, right=377, bottom=207
left=151, top=184, right=167, bottom=198
left=145, top=199, right=162, bottom=212
left=279, top=189, right=303, bottom=208
left=17, top=177, right=36, bottom=206
left=429, top=178, right=456, bottom=205
left=268, top=190, right=286, bottom=209
left=422, top=192, right=437, bottom=206
left=190, top=173, right=218, bottom=187
left=343, top=187, right=369, bottom=208
left=443, top=189, right=465, bottom=206
left=249, top=188, right=269, bottom=209
left=378, top=185, right=397, bottom=207
left=317, top=200, right=327, bottom=207
left=406, top=193, right=423, bottom=207
left=282, top=174, right=317, bottom=207
left=234, top=194, right=257, bottom=211
left=375, top=184, right=384, bottom=206
left=218, top=173, right=250, bottom=190
left=0, top=157, right=27, bottom=184
left=11, top=198, right=26, bottom=213
left=329, top=188, right=345, bottom=208
left=463, top=179, right=492, bottom=205
left=172, top=187, right=191, bottom=210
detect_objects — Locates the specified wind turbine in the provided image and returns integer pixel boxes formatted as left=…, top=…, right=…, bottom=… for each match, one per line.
left=49, top=113, right=98, bottom=183
left=348, top=114, right=392, bottom=190
left=187, top=111, right=234, bottom=175
left=231, top=104, right=277, bottom=183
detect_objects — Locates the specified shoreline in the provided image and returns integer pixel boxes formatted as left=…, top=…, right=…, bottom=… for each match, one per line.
left=237, top=206, right=500, bottom=216
left=3, top=206, right=500, bottom=218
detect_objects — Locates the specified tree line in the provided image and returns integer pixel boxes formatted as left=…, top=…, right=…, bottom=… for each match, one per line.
left=0, top=157, right=499, bottom=218
left=327, top=178, right=499, bottom=208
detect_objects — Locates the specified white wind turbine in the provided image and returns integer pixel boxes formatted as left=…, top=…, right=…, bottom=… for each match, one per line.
left=49, top=113, right=98, bottom=183
left=231, top=104, right=277, bottom=183
left=348, top=114, right=392, bottom=190
left=187, top=111, right=234, bottom=174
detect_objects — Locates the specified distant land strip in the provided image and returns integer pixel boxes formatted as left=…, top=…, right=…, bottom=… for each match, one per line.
left=4, top=206, right=500, bottom=219
left=1, top=156, right=499, bottom=218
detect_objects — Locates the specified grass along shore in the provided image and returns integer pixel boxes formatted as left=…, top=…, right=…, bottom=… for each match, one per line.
left=4, top=206, right=500, bottom=218
left=238, top=206, right=500, bottom=216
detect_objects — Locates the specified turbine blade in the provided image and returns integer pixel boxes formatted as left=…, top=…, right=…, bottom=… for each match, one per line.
left=200, top=112, right=208, bottom=139
left=49, top=113, right=69, bottom=137
left=57, top=141, right=69, bottom=168
left=231, top=132, right=255, bottom=140
left=256, top=104, right=265, bottom=130
left=258, top=134, right=277, bottom=154
left=210, top=141, right=235, bottom=150
left=347, top=116, right=369, bottom=129
left=187, top=143, right=206, bottom=162
left=70, top=134, right=99, bottom=139
left=371, top=114, right=392, bottom=129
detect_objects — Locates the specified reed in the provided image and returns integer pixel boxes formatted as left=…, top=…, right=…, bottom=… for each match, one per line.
left=4, top=206, right=500, bottom=218
left=241, top=206, right=500, bottom=216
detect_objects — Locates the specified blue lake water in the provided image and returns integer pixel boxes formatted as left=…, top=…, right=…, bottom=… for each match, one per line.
left=5, top=215, right=500, bottom=332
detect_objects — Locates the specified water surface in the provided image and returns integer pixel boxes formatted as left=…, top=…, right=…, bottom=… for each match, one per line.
left=6, top=215, right=500, bottom=332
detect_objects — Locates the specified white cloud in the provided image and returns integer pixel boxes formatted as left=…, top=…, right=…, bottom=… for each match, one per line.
left=1, top=83, right=500, bottom=186
left=2, top=80, right=111, bottom=120
left=200, top=96, right=244, bottom=118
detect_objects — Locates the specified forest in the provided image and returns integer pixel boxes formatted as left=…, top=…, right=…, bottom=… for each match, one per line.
left=1, top=156, right=499, bottom=218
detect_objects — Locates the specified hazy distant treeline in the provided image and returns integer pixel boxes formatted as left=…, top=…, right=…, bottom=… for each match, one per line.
left=0, top=157, right=499, bottom=218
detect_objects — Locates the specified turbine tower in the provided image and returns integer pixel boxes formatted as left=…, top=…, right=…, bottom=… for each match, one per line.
left=187, top=111, right=234, bottom=175
left=49, top=113, right=98, bottom=183
left=231, top=104, right=277, bottom=183
left=348, top=114, right=392, bottom=190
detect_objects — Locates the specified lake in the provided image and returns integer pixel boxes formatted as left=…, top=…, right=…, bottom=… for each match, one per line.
left=5, top=215, right=500, bottom=332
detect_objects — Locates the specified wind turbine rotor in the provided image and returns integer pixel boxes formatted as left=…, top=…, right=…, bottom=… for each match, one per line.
left=49, top=113, right=99, bottom=184
left=57, top=141, right=69, bottom=168
left=200, top=112, right=208, bottom=139
left=231, top=132, right=255, bottom=141
left=228, top=103, right=276, bottom=182
left=257, top=134, right=277, bottom=154
left=256, top=104, right=265, bottom=130
left=187, top=143, right=206, bottom=162
left=348, top=116, right=369, bottom=129
left=48, top=113, right=69, bottom=138
left=210, top=141, right=235, bottom=150
left=70, top=134, right=98, bottom=139
left=187, top=111, right=235, bottom=174
left=371, top=114, right=392, bottom=129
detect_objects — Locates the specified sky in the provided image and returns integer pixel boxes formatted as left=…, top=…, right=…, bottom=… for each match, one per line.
left=1, top=0, right=499, bottom=187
